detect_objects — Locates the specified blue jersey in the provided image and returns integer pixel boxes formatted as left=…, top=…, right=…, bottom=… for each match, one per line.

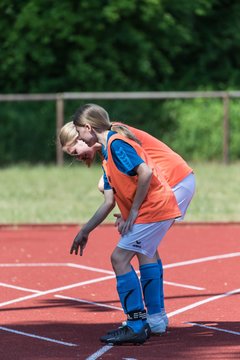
left=102, top=131, right=144, bottom=190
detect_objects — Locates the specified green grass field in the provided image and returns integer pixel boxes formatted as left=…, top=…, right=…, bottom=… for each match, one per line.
left=0, top=162, right=239, bottom=224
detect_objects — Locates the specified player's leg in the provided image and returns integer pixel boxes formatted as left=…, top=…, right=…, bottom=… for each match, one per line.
left=100, top=247, right=147, bottom=345
left=127, top=219, right=175, bottom=335
left=138, top=252, right=167, bottom=335
left=155, top=250, right=169, bottom=327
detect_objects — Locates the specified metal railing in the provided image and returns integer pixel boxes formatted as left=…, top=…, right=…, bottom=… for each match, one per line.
left=0, top=91, right=237, bottom=165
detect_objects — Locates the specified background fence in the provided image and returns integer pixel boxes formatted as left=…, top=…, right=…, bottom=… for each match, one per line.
left=0, top=91, right=239, bottom=165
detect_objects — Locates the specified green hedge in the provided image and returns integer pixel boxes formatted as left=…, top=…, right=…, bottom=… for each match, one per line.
left=161, top=98, right=240, bottom=161
left=0, top=101, right=56, bottom=165
left=0, top=97, right=239, bottom=165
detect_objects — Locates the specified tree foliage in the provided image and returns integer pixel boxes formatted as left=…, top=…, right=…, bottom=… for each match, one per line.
left=1, top=0, right=240, bottom=93
left=0, top=0, right=240, bottom=164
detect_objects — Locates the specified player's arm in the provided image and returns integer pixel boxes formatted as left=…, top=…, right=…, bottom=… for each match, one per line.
left=98, top=175, right=104, bottom=193
left=70, top=189, right=115, bottom=256
left=121, top=162, right=152, bottom=235
left=110, top=139, right=152, bottom=235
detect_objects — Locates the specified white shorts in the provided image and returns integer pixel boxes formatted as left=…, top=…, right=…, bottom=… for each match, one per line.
left=172, top=172, right=196, bottom=221
left=117, top=218, right=175, bottom=258
left=117, top=173, right=196, bottom=258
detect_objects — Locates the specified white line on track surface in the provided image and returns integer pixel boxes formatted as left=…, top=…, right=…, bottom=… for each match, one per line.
left=67, top=263, right=114, bottom=275
left=163, top=280, right=205, bottom=291
left=54, top=288, right=240, bottom=320
left=0, top=275, right=115, bottom=308
left=86, top=287, right=240, bottom=359
left=167, top=287, right=240, bottom=318
left=55, top=294, right=122, bottom=311
left=85, top=344, right=114, bottom=360
left=0, top=282, right=41, bottom=293
left=1, top=252, right=239, bottom=358
left=84, top=253, right=240, bottom=360
left=164, top=252, right=240, bottom=269
left=1, top=252, right=239, bottom=270
left=0, top=326, right=78, bottom=347
left=186, top=322, right=240, bottom=336
left=0, top=262, right=115, bottom=274
left=0, top=263, right=68, bottom=267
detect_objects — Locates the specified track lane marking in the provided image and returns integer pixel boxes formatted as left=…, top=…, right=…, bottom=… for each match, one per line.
left=0, top=263, right=68, bottom=267
left=167, top=287, right=240, bottom=318
left=0, top=282, right=40, bottom=293
left=163, top=281, right=205, bottom=291
left=67, top=263, right=114, bottom=274
left=186, top=322, right=240, bottom=336
left=0, top=326, right=78, bottom=346
left=1, top=252, right=239, bottom=356
left=82, top=288, right=240, bottom=359
left=1, top=252, right=239, bottom=271
left=55, top=294, right=122, bottom=311
left=0, top=262, right=115, bottom=274
left=0, top=275, right=115, bottom=308
left=164, top=252, right=240, bottom=269
left=85, top=344, right=113, bottom=360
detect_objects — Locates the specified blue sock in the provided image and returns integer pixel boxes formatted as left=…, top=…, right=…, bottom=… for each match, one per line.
left=157, top=259, right=164, bottom=309
left=140, top=263, right=161, bottom=315
left=116, top=268, right=144, bottom=333
left=131, top=266, right=147, bottom=325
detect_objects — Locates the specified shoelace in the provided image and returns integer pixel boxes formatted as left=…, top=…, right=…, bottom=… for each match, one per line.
left=109, top=325, right=129, bottom=336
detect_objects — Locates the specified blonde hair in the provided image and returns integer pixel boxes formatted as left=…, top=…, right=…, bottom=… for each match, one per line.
left=73, top=103, right=141, bottom=145
left=59, top=121, right=78, bottom=148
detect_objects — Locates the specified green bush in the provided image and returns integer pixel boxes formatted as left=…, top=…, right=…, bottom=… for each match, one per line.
left=161, top=98, right=224, bottom=160
left=229, top=99, right=240, bottom=160
left=0, top=97, right=239, bottom=165
left=0, top=101, right=56, bottom=165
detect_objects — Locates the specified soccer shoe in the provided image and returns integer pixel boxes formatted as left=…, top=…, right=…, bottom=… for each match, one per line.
left=147, top=312, right=167, bottom=335
left=107, top=321, right=151, bottom=339
left=100, top=325, right=147, bottom=345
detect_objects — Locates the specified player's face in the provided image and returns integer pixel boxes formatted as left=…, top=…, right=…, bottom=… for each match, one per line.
left=75, top=124, right=98, bottom=147
left=67, top=140, right=96, bottom=167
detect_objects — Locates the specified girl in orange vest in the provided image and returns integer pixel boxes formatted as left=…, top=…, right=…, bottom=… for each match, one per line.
left=60, top=120, right=195, bottom=335
left=67, top=103, right=185, bottom=345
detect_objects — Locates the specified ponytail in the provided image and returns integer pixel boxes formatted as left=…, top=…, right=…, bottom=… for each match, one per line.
left=110, top=124, right=141, bottom=145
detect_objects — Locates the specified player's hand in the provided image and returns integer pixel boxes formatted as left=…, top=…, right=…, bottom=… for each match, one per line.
left=114, top=214, right=125, bottom=234
left=120, top=209, right=138, bottom=236
left=70, top=231, right=88, bottom=256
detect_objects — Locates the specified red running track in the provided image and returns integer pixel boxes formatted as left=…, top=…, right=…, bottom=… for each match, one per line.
left=0, top=223, right=240, bottom=360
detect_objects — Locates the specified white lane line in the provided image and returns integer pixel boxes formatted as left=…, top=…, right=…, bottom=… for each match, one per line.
left=0, top=263, right=68, bottom=267
left=1, top=252, right=239, bottom=358
left=1, top=252, right=239, bottom=271
left=85, top=344, right=113, bottom=360
left=55, top=294, right=122, bottom=311
left=163, top=281, right=205, bottom=291
left=164, top=252, right=240, bottom=269
left=57, top=288, right=240, bottom=359
left=0, top=263, right=205, bottom=298
left=167, top=287, right=240, bottom=318
left=0, top=262, right=114, bottom=276
left=0, top=262, right=115, bottom=275
left=0, top=282, right=40, bottom=293
left=67, top=263, right=114, bottom=275
left=0, top=326, right=78, bottom=347
left=186, top=322, right=240, bottom=336
left=0, top=275, right=115, bottom=308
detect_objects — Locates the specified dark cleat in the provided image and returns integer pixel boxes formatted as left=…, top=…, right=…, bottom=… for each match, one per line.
left=100, top=325, right=147, bottom=345
left=107, top=321, right=151, bottom=339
